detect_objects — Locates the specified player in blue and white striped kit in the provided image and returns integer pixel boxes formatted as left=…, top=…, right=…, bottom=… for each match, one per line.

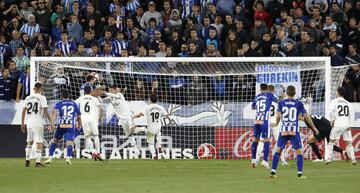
left=270, top=85, right=319, bottom=179
left=45, top=89, right=82, bottom=165
left=251, top=83, right=277, bottom=169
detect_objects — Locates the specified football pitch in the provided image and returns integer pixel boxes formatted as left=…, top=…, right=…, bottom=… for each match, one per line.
left=0, top=159, right=359, bottom=193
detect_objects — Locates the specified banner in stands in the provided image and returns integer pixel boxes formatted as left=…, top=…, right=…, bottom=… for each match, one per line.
left=255, top=64, right=302, bottom=98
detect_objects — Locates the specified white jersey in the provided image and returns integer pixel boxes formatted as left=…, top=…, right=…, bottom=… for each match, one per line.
left=106, top=92, right=132, bottom=118
left=142, top=103, right=167, bottom=134
left=328, top=97, right=353, bottom=128
left=75, top=94, right=101, bottom=123
left=269, top=101, right=278, bottom=124
left=24, top=93, right=48, bottom=126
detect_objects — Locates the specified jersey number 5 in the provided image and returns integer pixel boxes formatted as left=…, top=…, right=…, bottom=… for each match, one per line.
left=27, top=102, right=39, bottom=114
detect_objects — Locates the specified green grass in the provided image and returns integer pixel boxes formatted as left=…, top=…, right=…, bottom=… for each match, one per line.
left=0, top=159, right=359, bottom=193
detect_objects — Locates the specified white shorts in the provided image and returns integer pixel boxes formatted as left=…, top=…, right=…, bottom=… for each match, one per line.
left=118, top=116, right=135, bottom=136
left=26, top=125, right=44, bottom=143
left=82, top=121, right=99, bottom=136
left=146, top=131, right=161, bottom=144
left=330, top=126, right=352, bottom=141
left=272, top=125, right=280, bottom=141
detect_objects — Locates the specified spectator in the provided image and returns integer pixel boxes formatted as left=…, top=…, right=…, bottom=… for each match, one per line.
left=5, top=18, right=21, bottom=42
left=8, top=60, right=20, bottom=99
left=100, top=41, right=119, bottom=57
left=200, top=16, right=211, bottom=40
left=162, top=0, right=172, bottom=27
left=102, top=15, right=118, bottom=37
left=140, top=1, right=163, bottom=29
left=20, top=14, right=40, bottom=37
left=11, top=46, right=29, bottom=72
left=211, top=73, right=226, bottom=100
left=252, top=18, right=267, bottom=41
left=270, top=43, right=286, bottom=57
left=344, top=43, right=360, bottom=65
left=285, top=40, right=299, bottom=56
left=3, top=4, right=20, bottom=22
left=222, top=14, right=235, bottom=40
left=247, top=40, right=262, bottom=57
left=0, top=36, right=11, bottom=68
left=217, top=0, right=235, bottom=16
left=168, top=30, right=183, bottom=55
left=50, top=4, right=64, bottom=26
left=89, top=43, right=100, bottom=57
left=67, top=14, right=83, bottom=44
left=260, top=32, right=273, bottom=57
left=112, top=31, right=128, bottom=56
left=233, top=4, right=250, bottom=29
left=187, top=72, right=207, bottom=105
left=297, top=30, right=318, bottom=56
left=253, top=1, right=272, bottom=28
left=183, top=16, right=201, bottom=41
left=206, top=27, right=220, bottom=50
left=187, top=29, right=205, bottom=54
left=168, top=71, right=187, bottom=104
left=235, top=20, right=249, bottom=43
left=126, top=0, right=141, bottom=17
left=51, top=18, right=64, bottom=43
left=178, top=43, right=189, bottom=57
left=203, top=43, right=222, bottom=57
left=129, top=29, right=143, bottom=55
left=330, top=2, right=348, bottom=28
left=145, top=17, right=163, bottom=38
left=134, top=79, right=146, bottom=100
left=0, top=68, right=12, bottom=101
left=155, top=41, right=166, bottom=57
left=329, top=44, right=344, bottom=66
left=167, top=9, right=182, bottom=35
left=149, top=30, right=163, bottom=51
left=33, top=0, right=51, bottom=34
left=47, top=65, right=70, bottom=98
left=166, top=46, right=176, bottom=57
left=188, top=42, right=201, bottom=57
left=73, top=44, right=88, bottom=56
left=19, top=0, right=34, bottom=20
left=211, top=15, right=224, bottom=37
left=223, top=31, right=239, bottom=57
left=56, top=31, right=77, bottom=56
left=306, top=0, right=328, bottom=14
left=8, top=30, right=22, bottom=56
left=16, top=65, right=30, bottom=102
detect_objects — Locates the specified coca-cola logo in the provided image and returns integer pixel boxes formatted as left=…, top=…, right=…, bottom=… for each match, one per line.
left=197, top=143, right=217, bottom=159
left=352, top=132, right=360, bottom=153
left=233, top=131, right=253, bottom=158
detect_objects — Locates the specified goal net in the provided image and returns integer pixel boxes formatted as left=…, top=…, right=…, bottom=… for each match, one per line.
left=30, top=57, right=349, bottom=160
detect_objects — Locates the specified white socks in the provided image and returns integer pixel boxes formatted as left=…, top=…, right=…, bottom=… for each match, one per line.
left=85, top=137, right=94, bottom=153
left=25, top=145, right=32, bottom=161
left=346, top=144, right=356, bottom=160
left=325, top=142, right=335, bottom=161
left=149, top=144, right=156, bottom=158
left=94, top=135, right=100, bottom=153
left=35, top=149, right=42, bottom=163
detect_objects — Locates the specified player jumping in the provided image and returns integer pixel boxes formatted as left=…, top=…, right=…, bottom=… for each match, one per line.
left=21, top=82, right=53, bottom=167
left=105, top=85, right=145, bottom=158
left=251, top=83, right=277, bottom=169
left=133, top=93, right=169, bottom=159
left=270, top=85, right=319, bottom=179
left=76, top=86, right=103, bottom=161
left=325, top=87, right=356, bottom=165
left=45, top=89, right=82, bottom=165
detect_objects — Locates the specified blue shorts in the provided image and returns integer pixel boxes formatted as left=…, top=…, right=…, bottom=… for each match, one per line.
left=277, top=133, right=303, bottom=150
left=253, top=123, right=270, bottom=139
left=54, top=128, right=76, bottom=141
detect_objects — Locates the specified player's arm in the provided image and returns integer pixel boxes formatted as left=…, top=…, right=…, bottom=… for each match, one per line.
left=132, top=112, right=144, bottom=119
left=98, top=104, right=103, bottom=123
left=75, top=103, right=82, bottom=130
left=90, top=86, right=105, bottom=97
left=328, top=101, right=335, bottom=127
left=348, top=103, right=353, bottom=130
left=21, top=106, right=27, bottom=134
left=50, top=108, right=57, bottom=131
left=251, top=98, right=256, bottom=110
left=43, top=107, right=53, bottom=131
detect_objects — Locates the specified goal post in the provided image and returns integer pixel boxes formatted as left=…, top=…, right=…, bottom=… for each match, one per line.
left=30, top=56, right=347, bottom=160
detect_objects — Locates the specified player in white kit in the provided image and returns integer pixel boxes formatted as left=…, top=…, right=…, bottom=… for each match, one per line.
left=256, top=85, right=288, bottom=166
left=105, top=85, right=145, bottom=158
left=76, top=86, right=103, bottom=160
left=133, top=93, right=169, bottom=159
left=21, top=82, right=53, bottom=167
left=325, top=87, right=356, bottom=165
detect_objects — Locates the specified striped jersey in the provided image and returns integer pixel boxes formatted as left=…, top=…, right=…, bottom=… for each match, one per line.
left=251, top=92, right=277, bottom=124
left=20, top=23, right=40, bottom=37
left=277, top=98, right=307, bottom=135
left=112, top=40, right=128, bottom=55
left=55, top=41, right=76, bottom=56
left=126, top=0, right=140, bottom=16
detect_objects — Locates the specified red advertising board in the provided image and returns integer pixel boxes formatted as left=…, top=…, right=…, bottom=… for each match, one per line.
left=215, top=128, right=360, bottom=160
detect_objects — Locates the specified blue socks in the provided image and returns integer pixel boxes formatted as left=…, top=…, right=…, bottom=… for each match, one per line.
left=251, top=141, right=258, bottom=159
left=297, top=154, right=303, bottom=174
left=263, top=142, right=270, bottom=162
left=272, top=152, right=280, bottom=171
left=49, top=142, right=56, bottom=156
left=67, top=145, right=73, bottom=158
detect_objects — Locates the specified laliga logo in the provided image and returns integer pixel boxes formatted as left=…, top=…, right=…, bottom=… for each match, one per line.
left=197, top=143, right=217, bottom=159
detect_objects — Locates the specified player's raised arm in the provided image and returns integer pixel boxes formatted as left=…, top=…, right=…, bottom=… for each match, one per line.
left=98, top=103, right=103, bottom=123
left=132, top=112, right=144, bottom=119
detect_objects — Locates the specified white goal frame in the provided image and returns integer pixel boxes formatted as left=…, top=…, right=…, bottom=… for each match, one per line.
left=30, top=56, right=332, bottom=117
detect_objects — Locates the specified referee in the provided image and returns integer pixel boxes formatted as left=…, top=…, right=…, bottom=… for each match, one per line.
left=300, top=114, right=349, bottom=161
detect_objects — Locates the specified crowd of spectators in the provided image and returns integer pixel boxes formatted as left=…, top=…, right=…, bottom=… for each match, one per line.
left=0, top=0, right=360, bottom=103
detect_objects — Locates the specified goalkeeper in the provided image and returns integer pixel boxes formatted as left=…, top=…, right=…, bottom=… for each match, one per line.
left=300, top=114, right=348, bottom=162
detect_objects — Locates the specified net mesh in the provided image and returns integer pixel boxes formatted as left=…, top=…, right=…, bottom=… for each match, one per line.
left=33, top=58, right=351, bottom=160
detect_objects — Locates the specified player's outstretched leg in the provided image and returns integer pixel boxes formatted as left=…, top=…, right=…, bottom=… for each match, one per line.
left=309, top=142, right=323, bottom=162
left=25, top=142, right=33, bottom=167
left=45, top=139, right=58, bottom=164
left=128, top=135, right=140, bottom=158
